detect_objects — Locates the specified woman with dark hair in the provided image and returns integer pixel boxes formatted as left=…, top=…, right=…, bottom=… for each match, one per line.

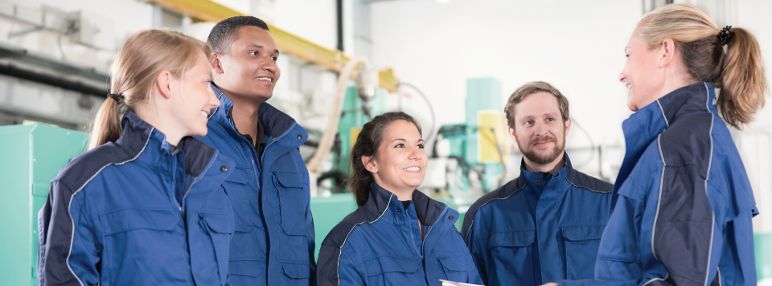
left=316, top=112, right=482, bottom=285
left=581, top=4, right=767, bottom=286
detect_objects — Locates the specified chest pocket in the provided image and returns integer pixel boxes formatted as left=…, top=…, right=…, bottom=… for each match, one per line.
left=561, top=225, right=605, bottom=279
left=100, top=208, right=179, bottom=236
left=98, top=208, right=182, bottom=277
left=487, top=230, right=537, bottom=285
left=273, top=171, right=308, bottom=236
left=365, top=256, right=421, bottom=285
left=437, top=256, right=468, bottom=282
left=197, top=213, right=234, bottom=285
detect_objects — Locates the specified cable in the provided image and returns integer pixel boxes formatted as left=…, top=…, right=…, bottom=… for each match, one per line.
left=397, top=82, right=437, bottom=144
left=306, top=57, right=367, bottom=173
left=567, top=116, right=597, bottom=168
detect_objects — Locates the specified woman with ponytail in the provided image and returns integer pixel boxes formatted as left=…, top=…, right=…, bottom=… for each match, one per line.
left=316, top=112, right=482, bottom=286
left=38, top=30, right=232, bottom=285
left=584, top=4, right=767, bottom=286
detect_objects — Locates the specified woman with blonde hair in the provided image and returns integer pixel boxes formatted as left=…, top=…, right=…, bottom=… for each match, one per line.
left=590, top=4, right=767, bottom=286
left=38, top=30, right=232, bottom=285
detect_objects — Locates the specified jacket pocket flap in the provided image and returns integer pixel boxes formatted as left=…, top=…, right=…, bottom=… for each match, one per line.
left=230, top=259, right=264, bottom=277
left=224, top=167, right=250, bottom=185
left=367, top=256, right=421, bottom=275
left=100, top=209, right=178, bottom=235
left=488, top=230, right=535, bottom=248
left=562, top=225, right=605, bottom=241
left=282, top=263, right=311, bottom=279
left=200, top=213, right=234, bottom=234
left=437, top=256, right=466, bottom=271
left=274, top=171, right=306, bottom=188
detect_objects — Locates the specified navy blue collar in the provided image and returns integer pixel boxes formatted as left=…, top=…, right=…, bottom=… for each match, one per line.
left=615, top=82, right=716, bottom=193
left=519, top=153, right=570, bottom=189
left=210, top=83, right=297, bottom=139
left=118, top=110, right=217, bottom=178
left=365, top=183, right=447, bottom=226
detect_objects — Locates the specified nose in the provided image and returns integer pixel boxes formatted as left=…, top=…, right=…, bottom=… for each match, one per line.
left=262, top=58, right=277, bottom=73
left=618, top=72, right=627, bottom=84
left=408, top=146, right=423, bottom=160
left=208, top=89, right=220, bottom=108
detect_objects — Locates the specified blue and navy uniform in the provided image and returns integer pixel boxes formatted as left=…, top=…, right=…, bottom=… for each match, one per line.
left=38, top=111, right=235, bottom=285
left=317, top=183, right=482, bottom=286
left=594, top=82, right=758, bottom=285
left=462, top=155, right=612, bottom=285
left=199, top=85, right=315, bottom=285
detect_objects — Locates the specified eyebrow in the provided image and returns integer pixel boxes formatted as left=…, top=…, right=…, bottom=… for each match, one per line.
left=247, top=44, right=280, bottom=56
left=389, top=138, right=424, bottom=143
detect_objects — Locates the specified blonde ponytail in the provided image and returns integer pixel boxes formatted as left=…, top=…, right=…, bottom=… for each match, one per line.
left=718, top=27, right=768, bottom=128
left=89, top=97, right=123, bottom=149
left=637, top=4, right=769, bottom=129
left=87, top=29, right=208, bottom=148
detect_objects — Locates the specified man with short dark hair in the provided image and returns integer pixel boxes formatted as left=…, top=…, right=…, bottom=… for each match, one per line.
left=201, top=16, right=315, bottom=285
left=461, top=81, right=612, bottom=286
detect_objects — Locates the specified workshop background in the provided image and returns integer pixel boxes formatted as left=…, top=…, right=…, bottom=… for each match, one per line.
left=0, top=0, right=770, bottom=285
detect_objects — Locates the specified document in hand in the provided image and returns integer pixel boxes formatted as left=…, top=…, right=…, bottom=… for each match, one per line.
left=439, top=279, right=485, bottom=286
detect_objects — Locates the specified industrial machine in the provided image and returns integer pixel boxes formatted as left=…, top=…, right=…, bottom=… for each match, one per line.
left=0, top=124, right=88, bottom=286
left=422, top=77, right=511, bottom=211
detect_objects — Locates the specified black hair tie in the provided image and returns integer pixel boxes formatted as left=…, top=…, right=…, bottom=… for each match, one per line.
left=107, top=93, right=125, bottom=103
left=717, top=25, right=734, bottom=46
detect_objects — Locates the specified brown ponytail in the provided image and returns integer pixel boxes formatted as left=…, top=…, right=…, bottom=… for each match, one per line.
left=718, top=27, right=768, bottom=128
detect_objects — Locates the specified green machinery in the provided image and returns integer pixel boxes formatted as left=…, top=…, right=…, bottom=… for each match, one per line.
left=430, top=77, right=508, bottom=206
left=0, top=124, right=89, bottom=286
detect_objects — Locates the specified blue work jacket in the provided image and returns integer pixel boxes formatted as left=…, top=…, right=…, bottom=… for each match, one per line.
left=591, top=82, right=758, bottom=285
left=199, top=85, right=315, bottom=285
left=317, top=183, right=482, bottom=286
left=38, top=111, right=235, bottom=285
left=462, top=155, right=612, bottom=285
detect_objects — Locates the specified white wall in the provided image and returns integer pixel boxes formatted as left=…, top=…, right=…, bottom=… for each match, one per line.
left=736, top=0, right=772, bottom=131
left=370, top=0, right=641, bottom=147
left=369, top=0, right=772, bottom=146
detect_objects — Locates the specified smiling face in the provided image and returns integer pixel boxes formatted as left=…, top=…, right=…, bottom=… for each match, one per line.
left=620, top=32, right=666, bottom=111
left=212, top=26, right=280, bottom=102
left=510, top=91, right=570, bottom=168
left=169, top=52, right=220, bottom=137
left=362, top=120, right=427, bottom=195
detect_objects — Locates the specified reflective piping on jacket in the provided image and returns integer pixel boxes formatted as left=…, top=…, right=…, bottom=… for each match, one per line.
left=651, top=135, right=667, bottom=262
left=64, top=128, right=155, bottom=286
left=336, top=194, right=395, bottom=285
left=464, top=183, right=526, bottom=242
left=643, top=273, right=669, bottom=285
left=656, top=100, right=669, bottom=127
left=703, top=82, right=715, bottom=286
left=565, top=177, right=608, bottom=194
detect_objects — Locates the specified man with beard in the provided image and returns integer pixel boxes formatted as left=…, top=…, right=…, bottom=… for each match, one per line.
left=461, top=81, right=612, bottom=286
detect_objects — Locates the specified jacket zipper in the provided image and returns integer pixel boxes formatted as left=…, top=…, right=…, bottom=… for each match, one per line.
left=420, top=207, right=446, bottom=285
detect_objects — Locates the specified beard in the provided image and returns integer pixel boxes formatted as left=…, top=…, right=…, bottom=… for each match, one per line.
left=519, top=134, right=564, bottom=165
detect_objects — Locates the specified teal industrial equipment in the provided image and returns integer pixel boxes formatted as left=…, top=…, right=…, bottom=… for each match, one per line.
left=432, top=77, right=508, bottom=202
left=309, top=193, right=358, bottom=258
left=0, top=124, right=88, bottom=286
